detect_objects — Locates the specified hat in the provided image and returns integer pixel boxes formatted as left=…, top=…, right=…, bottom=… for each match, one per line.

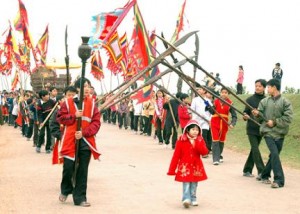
left=182, top=119, right=202, bottom=136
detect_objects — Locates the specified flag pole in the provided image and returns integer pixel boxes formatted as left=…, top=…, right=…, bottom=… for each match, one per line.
left=72, top=36, right=92, bottom=187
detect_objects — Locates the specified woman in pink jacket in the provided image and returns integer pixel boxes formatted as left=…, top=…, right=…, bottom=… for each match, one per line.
left=236, top=65, right=244, bottom=94
left=167, top=120, right=208, bottom=208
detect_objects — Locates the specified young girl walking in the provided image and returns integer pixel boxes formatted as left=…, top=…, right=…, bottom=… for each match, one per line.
left=167, top=120, right=208, bottom=208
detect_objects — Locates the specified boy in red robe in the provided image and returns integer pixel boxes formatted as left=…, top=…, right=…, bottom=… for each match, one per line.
left=210, top=87, right=237, bottom=165
left=56, top=78, right=101, bottom=207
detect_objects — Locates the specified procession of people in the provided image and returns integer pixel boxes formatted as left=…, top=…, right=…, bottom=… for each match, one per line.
left=0, top=61, right=294, bottom=208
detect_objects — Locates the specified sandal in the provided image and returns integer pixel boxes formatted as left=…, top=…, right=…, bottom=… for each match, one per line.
left=59, top=194, right=67, bottom=202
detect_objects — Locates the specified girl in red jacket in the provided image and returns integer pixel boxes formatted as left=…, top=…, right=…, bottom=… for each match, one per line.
left=167, top=120, right=208, bottom=208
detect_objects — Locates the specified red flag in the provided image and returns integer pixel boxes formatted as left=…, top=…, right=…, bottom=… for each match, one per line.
left=103, top=32, right=123, bottom=64
left=35, top=25, right=49, bottom=65
left=90, top=51, right=104, bottom=80
left=102, top=0, right=136, bottom=43
left=14, top=0, right=29, bottom=31
left=170, top=0, right=188, bottom=43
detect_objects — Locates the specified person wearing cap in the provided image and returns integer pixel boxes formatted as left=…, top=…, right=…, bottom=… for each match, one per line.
left=167, top=119, right=208, bottom=208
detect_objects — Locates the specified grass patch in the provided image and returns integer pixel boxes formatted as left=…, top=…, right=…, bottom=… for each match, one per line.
left=226, top=94, right=300, bottom=169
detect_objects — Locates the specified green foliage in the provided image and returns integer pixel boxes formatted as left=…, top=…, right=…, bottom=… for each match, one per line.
left=226, top=94, right=300, bottom=169
left=283, top=86, right=300, bottom=94
left=229, top=85, right=248, bottom=94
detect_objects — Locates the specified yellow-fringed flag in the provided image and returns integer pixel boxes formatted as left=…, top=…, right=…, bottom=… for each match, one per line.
left=90, top=51, right=104, bottom=80
left=130, top=3, right=158, bottom=103
left=35, top=25, right=49, bottom=66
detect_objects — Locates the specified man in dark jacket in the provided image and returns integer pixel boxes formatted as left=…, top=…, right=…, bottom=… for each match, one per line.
left=242, top=79, right=266, bottom=179
left=36, top=90, right=56, bottom=153
left=163, top=92, right=181, bottom=149
left=252, top=79, right=293, bottom=188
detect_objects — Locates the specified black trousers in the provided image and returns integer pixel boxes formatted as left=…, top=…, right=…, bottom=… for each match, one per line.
left=21, top=118, right=28, bottom=136
left=133, top=115, right=141, bottom=132
left=243, top=135, right=265, bottom=174
left=111, top=111, right=117, bottom=124
left=26, top=119, right=34, bottom=138
left=129, top=111, right=134, bottom=130
left=156, top=118, right=164, bottom=143
left=261, top=137, right=285, bottom=187
left=163, top=123, right=178, bottom=148
left=237, top=83, right=243, bottom=94
left=202, top=129, right=212, bottom=151
left=37, top=123, right=52, bottom=150
left=33, top=122, right=39, bottom=146
left=118, top=112, right=127, bottom=128
left=61, top=149, right=91, bottom=205
left=142, top=116, right=150, bottom=134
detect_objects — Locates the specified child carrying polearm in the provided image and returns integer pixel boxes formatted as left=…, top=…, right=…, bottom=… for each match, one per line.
left=167, top=120, right=209, bottom=208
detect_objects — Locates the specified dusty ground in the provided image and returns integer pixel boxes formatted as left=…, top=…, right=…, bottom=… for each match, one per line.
left=1, top=122, right=300, bottom=214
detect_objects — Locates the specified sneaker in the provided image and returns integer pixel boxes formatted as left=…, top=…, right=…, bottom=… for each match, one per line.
left=220, top=156, right=224, bottom=163
left=36, top=147, right=41, bottom=153
left=182, top=199, right=190, bottom=208
left=165, top=144, right=169, bottom=149
left=256, top=173, right=262, bottom=181
left=75, top=201, right=91, bottom=207
left=158, top=142, right=163, bottom=145
left=59, top=194, right=67, bottom=202
left=262, top=179, right=271, bottom=184
left=213, top=161, right=219, bottom=165
left=243, top=172, right=255, bottom=177
left=271, top=182, right=281, bottom=188
left=191, top=201, right=198, bottom=206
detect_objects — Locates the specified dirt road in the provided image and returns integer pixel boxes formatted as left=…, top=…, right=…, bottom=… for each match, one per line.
left=1, top=123, right=300, bottom=214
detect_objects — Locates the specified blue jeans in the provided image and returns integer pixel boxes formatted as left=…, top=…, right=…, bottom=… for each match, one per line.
left=182, top=182, right=198, bottom=202
left=261, top=137, right=284, bottom=186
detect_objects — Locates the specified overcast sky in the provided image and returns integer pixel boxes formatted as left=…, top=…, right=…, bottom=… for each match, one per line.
left=1, top=0, right=299, bottom=93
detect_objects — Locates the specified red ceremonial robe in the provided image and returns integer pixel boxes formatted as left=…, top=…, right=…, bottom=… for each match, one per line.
left=57, top=96, right=101, bottom=162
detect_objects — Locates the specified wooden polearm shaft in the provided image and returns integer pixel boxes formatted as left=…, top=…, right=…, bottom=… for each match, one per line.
left=161, top=61, right=231, bottom=126
left=155, top=33, right=268, bottom=122
left=161, top=60, right=261, bottom=126
left=99, top=31, right=198, bottom=112
left=102, top=57, right=191, bottom=110
left=38, top=101, right=59, bottom=130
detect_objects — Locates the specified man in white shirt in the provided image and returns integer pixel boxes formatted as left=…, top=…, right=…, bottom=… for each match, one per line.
left=190, top=86, right=212, bottom=154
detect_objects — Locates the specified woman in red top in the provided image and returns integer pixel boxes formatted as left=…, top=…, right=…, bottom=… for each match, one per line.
left=167, top=120, right=208, bottom=208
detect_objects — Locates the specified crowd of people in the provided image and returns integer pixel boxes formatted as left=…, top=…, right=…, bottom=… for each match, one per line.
left=0, top=65, right=293, bottom=208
